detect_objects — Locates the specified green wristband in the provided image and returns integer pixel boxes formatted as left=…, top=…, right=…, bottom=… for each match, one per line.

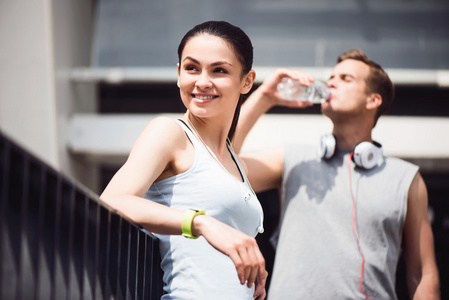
left=182, top=209, right=205, bottom=239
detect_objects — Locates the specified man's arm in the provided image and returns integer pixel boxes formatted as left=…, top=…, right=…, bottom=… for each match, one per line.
left=234, top=69, right=316, bottom=193
left=403, top=172, right=440, bottom=299
left=240, top=145, right=284, bottom=193
left=233, top=68, right=315, bottom=153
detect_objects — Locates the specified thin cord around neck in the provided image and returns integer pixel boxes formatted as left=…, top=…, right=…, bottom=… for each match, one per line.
left=185, top=114, right=256, bottom=199
left=185, top=115, right=229, bottom=165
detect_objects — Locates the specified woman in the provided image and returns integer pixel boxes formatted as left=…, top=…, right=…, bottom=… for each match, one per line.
left=100, top=21, right=267, bottom=299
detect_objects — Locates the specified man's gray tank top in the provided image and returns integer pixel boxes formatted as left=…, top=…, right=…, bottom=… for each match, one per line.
left=143, top=120, right=264, bottom=300
left=268, top=143, right=418, bottom=300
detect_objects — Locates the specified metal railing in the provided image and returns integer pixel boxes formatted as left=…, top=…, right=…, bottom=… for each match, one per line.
left=0, top=131, right=164, bottom=299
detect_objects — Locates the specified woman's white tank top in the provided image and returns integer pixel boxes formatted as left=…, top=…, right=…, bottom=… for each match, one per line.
left=143, top=119, right=264, bottom=300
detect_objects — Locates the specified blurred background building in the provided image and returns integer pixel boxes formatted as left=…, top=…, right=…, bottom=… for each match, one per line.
left=1, top=0, right=448, bottom=298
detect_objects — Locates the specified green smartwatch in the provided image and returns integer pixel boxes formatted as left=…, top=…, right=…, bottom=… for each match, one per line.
left=182, top=208, right=205, bottom=239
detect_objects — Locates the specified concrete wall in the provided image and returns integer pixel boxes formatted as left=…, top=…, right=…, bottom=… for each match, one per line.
left=0, top=0, right=97, bottom=190
left=0, top=0, right=58, bottom=167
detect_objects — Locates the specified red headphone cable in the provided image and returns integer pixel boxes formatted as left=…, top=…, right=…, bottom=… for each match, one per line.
left=349, top=152, right=373, bottom=300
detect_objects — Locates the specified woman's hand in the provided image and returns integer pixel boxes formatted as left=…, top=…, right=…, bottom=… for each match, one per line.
left=253, top=272, right=268, bottom=299
left=192, top=215, right=268, bottom=293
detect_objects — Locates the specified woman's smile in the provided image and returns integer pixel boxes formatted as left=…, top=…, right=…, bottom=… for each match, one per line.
left=192, top=93, right=219, bottom=103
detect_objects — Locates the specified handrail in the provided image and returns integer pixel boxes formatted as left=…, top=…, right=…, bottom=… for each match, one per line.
left=0, top=130, right=164, bottom=299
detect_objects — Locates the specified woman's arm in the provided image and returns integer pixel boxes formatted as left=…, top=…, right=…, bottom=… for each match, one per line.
left=191, top=214, right=267, bottom=292
left=100, top=117, right=189, bottom=234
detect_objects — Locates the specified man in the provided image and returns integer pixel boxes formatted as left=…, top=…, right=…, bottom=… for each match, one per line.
left=235, top=49, right=440, bottom=299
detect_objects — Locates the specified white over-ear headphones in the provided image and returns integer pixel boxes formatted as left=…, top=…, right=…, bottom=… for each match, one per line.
left=318, top=134, right=383, bottom=169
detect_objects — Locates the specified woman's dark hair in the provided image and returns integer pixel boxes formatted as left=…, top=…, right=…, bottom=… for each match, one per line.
left=177, top=21, right=254, bottom=141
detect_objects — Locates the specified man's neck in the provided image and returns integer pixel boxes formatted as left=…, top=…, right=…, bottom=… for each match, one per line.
left=332, top=124, right=373, bottom=150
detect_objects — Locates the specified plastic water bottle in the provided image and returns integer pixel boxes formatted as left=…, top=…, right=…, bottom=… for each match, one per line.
left=277, top=78, right=331, bottom=103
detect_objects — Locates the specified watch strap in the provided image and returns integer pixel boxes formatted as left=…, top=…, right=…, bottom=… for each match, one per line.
left=182, top=208, right=205, bottom=239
